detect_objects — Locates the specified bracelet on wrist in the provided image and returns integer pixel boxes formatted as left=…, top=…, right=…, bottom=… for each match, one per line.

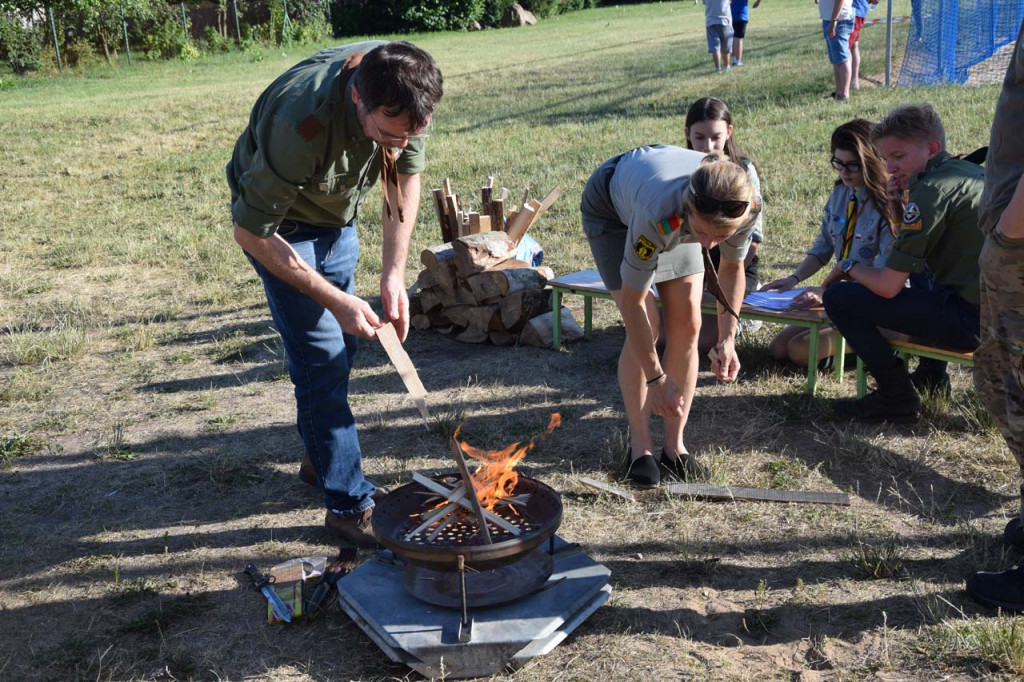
left=789, top=274, right=801, bottom=283
left=645, top=372, right=667, bottom=386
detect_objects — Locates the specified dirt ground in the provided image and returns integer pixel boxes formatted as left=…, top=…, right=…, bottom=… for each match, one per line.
left=1, top=289, right=1019, bottom=681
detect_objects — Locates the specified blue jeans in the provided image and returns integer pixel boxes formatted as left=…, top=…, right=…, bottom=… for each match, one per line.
left=245, top=220, right=375, bottom=519
left=823, top=281, right=980, bottom=374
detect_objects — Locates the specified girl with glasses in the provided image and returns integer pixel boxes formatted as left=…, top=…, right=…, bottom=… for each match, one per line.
left=683, top=97, right=765, bottom=359
left=761, top=119, right=896, bottom=367
left=580, top=146, right=760, bottom=487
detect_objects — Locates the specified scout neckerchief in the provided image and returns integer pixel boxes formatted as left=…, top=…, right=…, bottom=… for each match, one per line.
left=839, top=192, right=867, bottom=259
left=379, top=146, right=404, bottom=224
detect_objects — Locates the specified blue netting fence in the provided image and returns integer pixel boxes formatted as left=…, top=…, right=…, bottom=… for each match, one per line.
left=898, top=0, right=1024, bottom=86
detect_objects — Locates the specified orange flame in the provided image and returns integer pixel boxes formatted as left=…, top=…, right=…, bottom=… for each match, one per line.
left=454, top=413, right=561, bottom=510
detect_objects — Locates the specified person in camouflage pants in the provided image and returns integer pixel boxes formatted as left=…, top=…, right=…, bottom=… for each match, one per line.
left=965, top=18, right=1024, bottom=611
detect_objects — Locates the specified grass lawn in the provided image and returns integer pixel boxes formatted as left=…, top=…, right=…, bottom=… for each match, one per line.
left=2, top=1, right=1022, bottom=679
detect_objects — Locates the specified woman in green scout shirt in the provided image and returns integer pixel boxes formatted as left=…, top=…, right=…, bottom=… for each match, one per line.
left=580, top=146, right=760, bottom=487
left=761, top=119, right=896, bottom=367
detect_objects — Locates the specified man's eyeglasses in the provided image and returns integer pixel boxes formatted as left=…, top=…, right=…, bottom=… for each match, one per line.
left=830, top=157, right=862, bottom=173
left=692, top=192, right=751, bottom=219
left=367, top=109, right=432, bottom=146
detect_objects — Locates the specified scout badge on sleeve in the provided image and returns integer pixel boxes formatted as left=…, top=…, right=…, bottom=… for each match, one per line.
left=633, top=235, right=657, bottom=261
left=902, top=202, right=923, bottom=230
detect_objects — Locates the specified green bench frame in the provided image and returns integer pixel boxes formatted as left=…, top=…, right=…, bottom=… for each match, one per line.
left=855, top=332, right=974, bottom=397
left=548, top=270, right=847, bottom=395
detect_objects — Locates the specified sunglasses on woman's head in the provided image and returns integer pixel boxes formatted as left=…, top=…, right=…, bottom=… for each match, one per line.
left=830, top=157, right=862, bottom=173
left=692, top=192, right=750, bottom=218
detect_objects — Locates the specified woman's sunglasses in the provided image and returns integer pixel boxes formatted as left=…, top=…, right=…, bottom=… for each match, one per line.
left=830, top=157, right=862, bottom=173
left=692, top=192, right=750, bottom=219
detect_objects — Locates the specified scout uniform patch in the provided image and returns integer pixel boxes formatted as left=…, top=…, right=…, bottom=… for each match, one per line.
left=633, top=235, right=657, bottom=261
left=657, top=213, right=683, bottom=237
left=902, top=202, right=923, bottom=230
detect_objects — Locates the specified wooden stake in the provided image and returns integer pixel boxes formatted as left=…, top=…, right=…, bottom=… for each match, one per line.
left=490, top=198, right=505, bottom=231
left=666, top=483, right=850, bottom=506
left=580, top=477, right=635, bottom=502
left=432, top=188, right=451, bottom=243
left=411, top=473, right=521, bottom=535
left=450, top=437, right=493, bottom=544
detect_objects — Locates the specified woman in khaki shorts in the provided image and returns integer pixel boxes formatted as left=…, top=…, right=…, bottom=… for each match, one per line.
left=580, top=145, right=760, bottom=487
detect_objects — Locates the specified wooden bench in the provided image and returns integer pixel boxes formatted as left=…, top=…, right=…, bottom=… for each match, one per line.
left=548, top=269, right=846, bottom=395
left=855, top=330, right=975, bottom=397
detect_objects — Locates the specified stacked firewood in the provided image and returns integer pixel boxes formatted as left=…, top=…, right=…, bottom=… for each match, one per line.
left=410, top=177, right=584, bottom=347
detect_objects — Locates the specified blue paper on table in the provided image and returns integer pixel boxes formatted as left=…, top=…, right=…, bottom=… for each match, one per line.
left=514, top=233, right=544, bottom=266
left=742, top=288, right=807, bottom=311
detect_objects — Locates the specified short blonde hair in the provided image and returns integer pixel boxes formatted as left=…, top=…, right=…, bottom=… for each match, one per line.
left=682, top=152, right=757, bottom=235
left=871, top=103, right=946, bottom=150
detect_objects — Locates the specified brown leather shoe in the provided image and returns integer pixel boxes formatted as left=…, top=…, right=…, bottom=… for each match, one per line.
left=325, top=509, right=379, bottom=548
left=299, top=456, right=318, bottom=487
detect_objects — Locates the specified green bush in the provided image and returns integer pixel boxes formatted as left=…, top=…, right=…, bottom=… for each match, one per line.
left=202, top=26, right=232, bottom=53
left=64, top=38, right=100, bottom=68
left=335, top=0, right=485, bottom=35
left=0, top=17, right=43, bottom=75
left=519, top=0, right=598, bottom=19
left=143, top=19, right=190, bottom=60
left=481, top=0, right=515, bottom=27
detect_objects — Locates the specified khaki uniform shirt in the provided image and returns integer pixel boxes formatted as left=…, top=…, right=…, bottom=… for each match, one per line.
left=884, top=152, right=985, bottom=306
left=609, top=145, right=755, bottom=292
left=807, top=183, right=895, bottom=268
left=227, top=41, right=426, bottom=238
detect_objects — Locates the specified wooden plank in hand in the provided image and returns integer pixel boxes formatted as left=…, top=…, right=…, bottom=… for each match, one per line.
left=376, top=322, right=430, bottom=429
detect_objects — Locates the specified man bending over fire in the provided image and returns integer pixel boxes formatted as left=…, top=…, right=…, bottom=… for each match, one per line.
left=580, top=146, right=761, bottom=488
left=226, top=41, right=443, bottom=547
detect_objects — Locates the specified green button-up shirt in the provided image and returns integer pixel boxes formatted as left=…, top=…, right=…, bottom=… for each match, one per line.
left=884, top=152, right=985, bottom=306
left=227, top=41, right=426, bottom=238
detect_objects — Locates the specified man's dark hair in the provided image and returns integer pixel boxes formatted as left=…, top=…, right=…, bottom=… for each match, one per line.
left=355, top=41, right=443, bottom=131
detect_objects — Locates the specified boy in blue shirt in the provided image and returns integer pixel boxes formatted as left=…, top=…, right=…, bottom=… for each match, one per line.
left=730, top=0, right=761, bottom=67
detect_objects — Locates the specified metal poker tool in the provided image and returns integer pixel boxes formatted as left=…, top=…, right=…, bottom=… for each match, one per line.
left=244, top=563, right=292, bottom=623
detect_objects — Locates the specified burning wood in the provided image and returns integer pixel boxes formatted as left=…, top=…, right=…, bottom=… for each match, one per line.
left=403, top=414, right=563, bottom=544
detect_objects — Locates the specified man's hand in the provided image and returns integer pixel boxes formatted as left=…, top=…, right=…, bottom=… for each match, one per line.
left=790, top=286, right=824, bottom=309
left=330, top=292, right=382, bottom=339
left=829, top=19, right=838, bottom=38
left=761, top=275, right=799, bottom=292
left=380, top=274, right=410, bottom=342
left=887, top=176, right=906, bottom=222
left=646, top=376, right=685, bottom=418
left=710, top=338, right=740, bottom=382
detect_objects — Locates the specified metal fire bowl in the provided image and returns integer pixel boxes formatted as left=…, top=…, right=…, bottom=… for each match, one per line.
left=372, top=475, right=563, bottom=571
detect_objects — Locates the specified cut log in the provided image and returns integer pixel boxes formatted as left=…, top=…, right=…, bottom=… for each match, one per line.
left=465, top=266, right=552, bottom=302
left=456, top=280, right=478, bottom=306
left=456, top=327, right=489, bottom=344
left=519, top=307, right=584, bottom=348
left=443, top=304, right=475, bottom=328
left=489, top=198, right=505, bottom=231
left=505, top=204, right=536, bottom=246
left=409, top=295, right=423, bottom=317
left=432, top=188, right=452, bottom=243
left=419, top=286, right=443, bottom=313
left=415, top=269, right=436, bottom=291
left=420, top=244, right=458, bottom=297
left=411, top=313, right=431, bottom=331
left=437, top=286, right=457, bottom=308
left=500, top=288, right=552, bottom=332
left=451, top=232, right=515, bottom=278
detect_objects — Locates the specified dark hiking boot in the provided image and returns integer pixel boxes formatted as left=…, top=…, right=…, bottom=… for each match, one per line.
left=910, top=366, right=952, bottom=398
left=659, top=449, right=710, bottom=482
left=1006, top=518, right=1024, bottom=553
left=833, top=363, right=921, bottom=423
left=325, top=509, right=379, bottom=548
left=627, top=454, right=660, bottom=488
left=966, top=565, right=1024, bottom=612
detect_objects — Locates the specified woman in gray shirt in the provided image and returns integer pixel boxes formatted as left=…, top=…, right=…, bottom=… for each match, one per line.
left=581, top=146, right=760, bottom=487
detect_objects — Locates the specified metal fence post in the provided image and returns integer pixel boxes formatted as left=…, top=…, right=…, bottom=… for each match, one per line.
left=47, top=5, right=62, bottom=71
left=180, top=2, right=189, bottom=42
left=233, top=0, right=242, bottom=44
left=120, top=4, right=132, bottom=64
left=281, top=0, right=292, bottom=42
left=885, top=0, right=893, bottom=86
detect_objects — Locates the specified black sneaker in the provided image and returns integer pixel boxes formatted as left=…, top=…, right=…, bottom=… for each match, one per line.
left=1006, top=518, right=1024, bottom=552
left=659, top=449, right=710, bottom=482
left=966, top=565, right=1024, bottom=612
left=626, top=454, right=660, bottom=488
left=910, top=370, right=952, bottom=398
